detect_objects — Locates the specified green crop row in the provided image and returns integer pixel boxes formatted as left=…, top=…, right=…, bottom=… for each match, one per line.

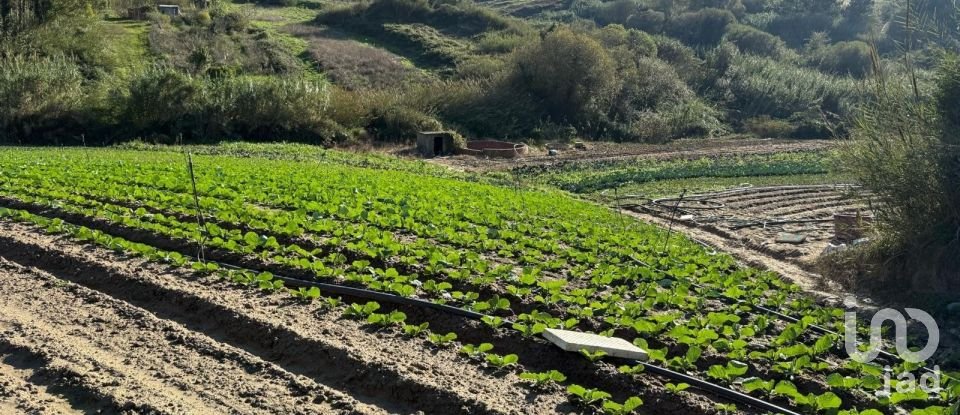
left=0, top=148, right=954, bottom=414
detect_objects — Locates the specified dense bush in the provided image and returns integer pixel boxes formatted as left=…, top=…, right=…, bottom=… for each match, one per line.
left=835, top=55, right=960, bottom=290
left=652, top=35, right=704, bottom=86
left=149, top=18, right=301, bottom=76
left=316, top=0, right=515, bottom=38
left=115, top=67, right=204, bottom=138
left=0, top=55, right=85, bottom=141
left=723, top=23, right=789, bottom=59
left=716, top=52, right=861, bottom=121
left=666, top=8, right=736, bottom=46
left=596, top=24, right=657, bottom=58
left=765, top=12, right=835, bottom=49
left=511, top=28, right=617, bottom=126
left=807, top=40, right=872, bottom=78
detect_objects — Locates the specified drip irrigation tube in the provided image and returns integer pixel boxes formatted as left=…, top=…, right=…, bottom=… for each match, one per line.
left=209, top=260, right=803, bottom=415
left=216, top=262, right=487, bottom=320
left=641, top=363, right=801, bottom=415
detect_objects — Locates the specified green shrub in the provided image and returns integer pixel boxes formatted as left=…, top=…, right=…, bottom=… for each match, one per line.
left=625, top=9, right=665, bottom=33
left=717, top=52, right=861, bottom=121
left=475, top=30, right=535, bottom=54
left=615, top=56, right=691, bottom=111
left=836, top=57, right=960, bottom=289
left=666, top=8, right=736, bottom=46
left=767, top=12, right=834, bottom=49
left=0, top=55, right=85, bottom=142
left=596, top=24, right=656, bottom=58
left=723, top=23, right=790, bottom=59
left=204, top=76, right=341, bottom=142
left=808, top=40, right=872, bottom=78
left=511, top=28, right=618, bottom=126
left=382, top=23, right=472, bottom=66
left=661, top=99, right=727, bottom=138
left=652, top=35, right=704, bottom=86
left=211, top=12, right=247, bottom=35
left=115, top=66, right=204, bottom=139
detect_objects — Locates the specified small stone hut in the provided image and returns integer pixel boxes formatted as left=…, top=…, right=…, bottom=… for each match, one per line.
left=158, top=4, right=181, bottom=16
left=416, top=131, right=456, bottom=158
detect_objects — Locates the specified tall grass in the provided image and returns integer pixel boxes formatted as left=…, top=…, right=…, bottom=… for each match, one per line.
left=719, top=52, right=864, bottom=120
left=833, top=47, right=960, bottom=290
left=0, top=55, right=84, bottom=142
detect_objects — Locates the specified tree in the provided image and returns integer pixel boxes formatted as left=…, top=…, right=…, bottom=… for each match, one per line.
left=512, top=28, right=618, bottom=127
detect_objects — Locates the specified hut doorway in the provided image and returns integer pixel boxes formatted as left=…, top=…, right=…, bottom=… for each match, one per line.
left=433, top=136, right=444, bottom=156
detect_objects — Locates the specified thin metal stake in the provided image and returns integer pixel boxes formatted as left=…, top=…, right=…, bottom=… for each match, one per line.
left=186, top=153, right=207, bottom=262
left=614, top=185, right=624, bottom=231
left=662, top=190, right=686, bottom=255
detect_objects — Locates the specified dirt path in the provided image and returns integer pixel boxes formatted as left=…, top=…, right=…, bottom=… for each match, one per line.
left=431, top=138, right=835, bottom=173
left=0, top=220, right=573, bottom=415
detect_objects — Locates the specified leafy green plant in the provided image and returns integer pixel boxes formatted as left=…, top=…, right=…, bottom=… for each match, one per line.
left=618, top=364, right=646, bottom=375
left=580, top=349, right=608, bottom=362
left=460, top=343, right=494, bottom=359
left=480, top=315, right=505, bottom=329
left=601, top=396, right=643, bottom=415
left=667, top=346, right=701, bottom=371
left=715, top=403, right=738, bottom=414
left=741, top=377, right=775, bottom=397
left=402, top=322, right=429, bottom=337
left=773, top=381, right=844, bottom=412
left=344, top=301, right=381, bottom=319
left=427, top=332, right=457, bottom=347
left=567, top=384, right=612, bottom=405
left=519, top=370, right=567, bottom=388
left=366, top=310, right=407, bottom=327
left=289, top=286, right=322, bottom=301
left=707, top=361, right=749, bottom=383
left=665, top=382, right=690, bottom=394
left=484, top=353, right=519, bottom=369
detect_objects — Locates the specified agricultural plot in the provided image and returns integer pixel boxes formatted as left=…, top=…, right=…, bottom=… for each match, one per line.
left=623, top=185, right=869, bottom=267
left=0, top=147, right=956, bottom=415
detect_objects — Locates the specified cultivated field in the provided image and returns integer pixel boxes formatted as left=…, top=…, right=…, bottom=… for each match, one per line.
left=627, top=185, right=869, bottom=267
left=0, top=146, right=955, bottom=415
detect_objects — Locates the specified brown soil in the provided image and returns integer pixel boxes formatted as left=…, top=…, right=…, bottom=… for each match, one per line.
left=0, top=221, right=576, bottom=415
left=628, top=185, right=869, bottom=272
left=429, top=138, right=835, bottom=173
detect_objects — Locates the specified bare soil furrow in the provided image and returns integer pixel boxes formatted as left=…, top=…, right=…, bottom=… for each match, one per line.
left=0, top=220, right=572, bottom=414
left=0, top=257, right=366, bottom=415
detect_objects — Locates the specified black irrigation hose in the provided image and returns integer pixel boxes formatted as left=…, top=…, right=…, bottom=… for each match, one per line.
left=215, top=262, right=487, bottom=320
left=641, top=363, right=801, bottom=415
left=209, top=260, right=803, bottom=415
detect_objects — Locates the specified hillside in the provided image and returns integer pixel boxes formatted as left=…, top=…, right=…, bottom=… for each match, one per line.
left=1, top=0, right=957, bottom=144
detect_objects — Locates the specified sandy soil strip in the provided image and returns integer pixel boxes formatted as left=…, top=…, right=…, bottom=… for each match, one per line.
left=0, top=220, right=573, bottom=415
left=0, top=257, right=366, bottom=415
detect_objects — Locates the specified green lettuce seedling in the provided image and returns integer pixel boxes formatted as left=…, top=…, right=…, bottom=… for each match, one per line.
left=427, top=332, right=457, bottom=347
left=519, top=370, right=566, bottom=388
left=601, top=397, right=643, bottom=415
